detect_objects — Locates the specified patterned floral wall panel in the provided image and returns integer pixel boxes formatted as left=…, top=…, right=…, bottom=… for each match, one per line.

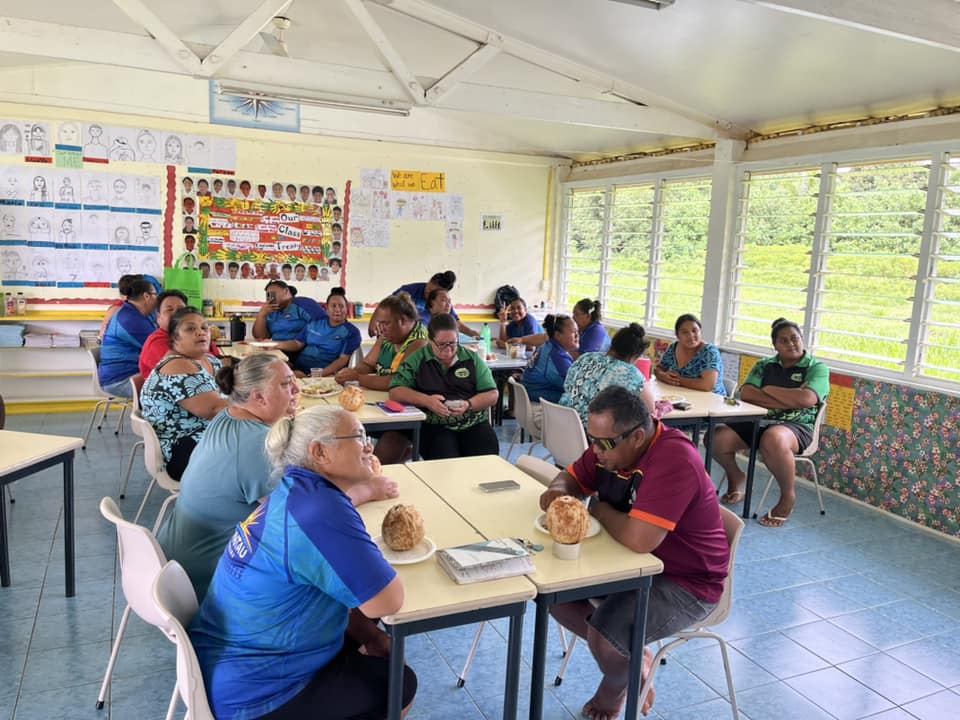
left=815, top=378, right=960, bottom=538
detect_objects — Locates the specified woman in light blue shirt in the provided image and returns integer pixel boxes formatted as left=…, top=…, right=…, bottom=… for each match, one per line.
left=572, top=298, right=611, bottom=355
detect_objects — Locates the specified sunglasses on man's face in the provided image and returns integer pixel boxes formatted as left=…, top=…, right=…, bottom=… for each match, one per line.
left=586, top=423, right=643, bottom=452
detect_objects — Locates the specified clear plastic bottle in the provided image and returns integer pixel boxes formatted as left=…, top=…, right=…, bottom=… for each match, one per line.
left=15, top=292, right=26, bottom=316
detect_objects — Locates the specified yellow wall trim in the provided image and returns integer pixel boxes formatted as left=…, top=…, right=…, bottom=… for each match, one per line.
left=7, top=400, right=99, bottom=415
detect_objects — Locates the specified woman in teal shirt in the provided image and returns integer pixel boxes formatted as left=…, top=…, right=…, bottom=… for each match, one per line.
left=654, top=314, right=725, bottom=394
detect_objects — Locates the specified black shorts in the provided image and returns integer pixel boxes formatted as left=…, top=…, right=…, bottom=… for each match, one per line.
left=259, top=643, right=417, bottom=720
left=724, top=420, right=812, bottom=453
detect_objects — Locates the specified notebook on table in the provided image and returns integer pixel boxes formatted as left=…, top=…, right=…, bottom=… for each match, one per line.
left=436, top=538, right=535, bottom=584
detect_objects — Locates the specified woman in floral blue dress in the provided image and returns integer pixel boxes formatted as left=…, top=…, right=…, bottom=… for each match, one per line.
left=654, top=314, right=725, bottom=394
left=141, top=307, right=228, bottom=480
left=559, top=323, right=656, bottom=426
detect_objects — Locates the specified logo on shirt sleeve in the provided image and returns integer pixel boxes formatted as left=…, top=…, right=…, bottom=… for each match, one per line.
left=228, top=502, right=266, bottom=563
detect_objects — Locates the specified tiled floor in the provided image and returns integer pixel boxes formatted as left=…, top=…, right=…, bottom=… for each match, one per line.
left=2, top=410, right=960, bottom=720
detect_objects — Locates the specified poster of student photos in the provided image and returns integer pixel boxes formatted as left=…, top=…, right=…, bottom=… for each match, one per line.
left=0, top=166, right=162, bottom=288
left=186, top=175, right=345, bottom=284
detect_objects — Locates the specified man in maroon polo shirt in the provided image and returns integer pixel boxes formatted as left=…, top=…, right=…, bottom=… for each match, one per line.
left=540, top=385, right=729, bottom=720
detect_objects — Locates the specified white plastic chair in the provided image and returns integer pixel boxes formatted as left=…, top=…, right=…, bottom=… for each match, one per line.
left=751, top=402, right=828, bottom=519
left=119, top=376, right=145, bottom=498
left=82, top=346, right=132, bottom=449
left=97, top=496, right=179, bottom=717
left=131, top=411, right=180, bottom=528
left=540, top=398, right=588, bottom=468
left=555, top=507, right=745, bottom=719
left=152, top=561, right=215, bottom=720
left=505, top=377, right=543, bottom=460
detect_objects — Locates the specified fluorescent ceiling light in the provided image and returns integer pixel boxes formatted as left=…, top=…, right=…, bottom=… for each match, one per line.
left=609, top=0, right=676, bottom=9
left=216, top=82, right=412, bottom=117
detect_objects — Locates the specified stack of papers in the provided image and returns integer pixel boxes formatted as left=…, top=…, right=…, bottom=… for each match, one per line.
left=436, top=538, right=535, bottom=585
left=0, top=324, right=25, bottom=347
left=24, top=333, right=53, bottom=348
left=52, top=334, right=81, bottom=347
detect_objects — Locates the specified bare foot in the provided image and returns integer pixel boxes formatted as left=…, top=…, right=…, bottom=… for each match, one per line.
left=581, top=649, right=656, bottom=719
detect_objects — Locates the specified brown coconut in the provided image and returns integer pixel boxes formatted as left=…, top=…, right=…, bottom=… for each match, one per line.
left=546, top=495, right=592, bottom=545
left=381, top=504, right=425, bottom=552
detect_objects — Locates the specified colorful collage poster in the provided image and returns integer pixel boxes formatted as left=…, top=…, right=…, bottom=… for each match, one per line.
left=1, top=167, right=162, bottom=288
left=193, top=178, right=345, bottom=285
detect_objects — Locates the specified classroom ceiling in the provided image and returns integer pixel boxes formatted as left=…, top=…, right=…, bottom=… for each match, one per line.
left=0, top=0, right=958, bottom=161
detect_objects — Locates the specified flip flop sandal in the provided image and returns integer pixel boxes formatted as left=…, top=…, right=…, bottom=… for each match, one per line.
left=758, top=511, right=790, bottom=527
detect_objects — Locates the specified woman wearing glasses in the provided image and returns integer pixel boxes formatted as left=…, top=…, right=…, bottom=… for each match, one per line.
left=190, top=405, right=417, bottom=720
left=97, top=277, right=158, bottom=398
left=390, top=313, right=500, bottom=460
left=520, top=314, right=579, bottom=403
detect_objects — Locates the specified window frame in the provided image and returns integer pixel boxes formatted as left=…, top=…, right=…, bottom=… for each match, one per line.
left=721, top=142, right=960, bottom=394
left=557, top=169, right=714, bottom=337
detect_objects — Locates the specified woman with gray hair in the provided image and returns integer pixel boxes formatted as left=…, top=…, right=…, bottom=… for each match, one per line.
left=190, top=405, right=417, bottom=720
left=156, top=354, right=299, bottom=598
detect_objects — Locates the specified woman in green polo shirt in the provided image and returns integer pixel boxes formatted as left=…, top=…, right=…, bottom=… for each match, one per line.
left=390, top=313, right=500, bottom=460
left=711, top=318, right=830, bottom=527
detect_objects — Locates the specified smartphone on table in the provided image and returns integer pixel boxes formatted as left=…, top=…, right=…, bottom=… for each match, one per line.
left=479, top=480, right=521, bottom=493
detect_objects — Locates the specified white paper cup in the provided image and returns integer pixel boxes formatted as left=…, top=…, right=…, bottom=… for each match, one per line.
left=552, top=540, right=582, bottom=560
left=310, top=368, right=323, bottom=377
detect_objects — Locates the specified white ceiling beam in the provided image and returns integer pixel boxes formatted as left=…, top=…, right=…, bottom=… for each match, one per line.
left=0, top=16, right=191, bottom=74
left=370, top=0, right=721, bottom=137
left=198, top=0, right=294, bottom=77
left=740, top=0, right=960, bottom=53
left=425, top=34, right=502, bottom=105
left=110, top=0, right=202, bottom=74
left=435, top=83, right=718, bottom=140
left=341, top=0, right=426, bottom=104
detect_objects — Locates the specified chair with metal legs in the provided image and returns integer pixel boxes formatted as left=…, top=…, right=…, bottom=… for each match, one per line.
left=97, top=496, right=178, bottom=715
left=119, top=376, right=145, bottom=498
left=82, top=346, right=132, bottom=449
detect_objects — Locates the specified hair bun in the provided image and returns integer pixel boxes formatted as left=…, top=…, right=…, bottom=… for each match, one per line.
left=215, top=364, right=236, bottom=395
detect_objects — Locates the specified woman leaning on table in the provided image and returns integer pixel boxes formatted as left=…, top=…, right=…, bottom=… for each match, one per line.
left=654, top=313, right=726, bottom=394
left=189, top=405, right=417, bottom=720
left=275, top=287, right=362, bottom=378
left=710, top=318, right=830, bottom=528
left=389, top=313, right=500, bottom=460
left=140, top=307, right=228, bottom=480
left=520, top=313, right=579, bottom=403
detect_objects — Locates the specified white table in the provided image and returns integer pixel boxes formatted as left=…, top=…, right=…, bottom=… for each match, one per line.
left=357, top=464, right=536, bottom=720
left=219, top=341, right=288, bottom=361
left=650, top=379, right=768, bottom=517
left=0, top=430, right=84, bottom=596
left=299, top=386, right=428, bottom=460
left=406, top=455, right=664, bottom=720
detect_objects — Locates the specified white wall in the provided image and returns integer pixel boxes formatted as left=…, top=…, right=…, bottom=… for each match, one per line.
left=0, top=86, right=555, bottom=310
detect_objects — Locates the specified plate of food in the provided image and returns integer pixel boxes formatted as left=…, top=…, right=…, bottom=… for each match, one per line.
left=373, top=536, right=437, bottom=565
left=300, top=378, right=342, bottom=397
left=535, top=512, right=601, bottom=538
left=660, top=394, right=687, bottom=404
left=247, top=340, right=279, bottom=349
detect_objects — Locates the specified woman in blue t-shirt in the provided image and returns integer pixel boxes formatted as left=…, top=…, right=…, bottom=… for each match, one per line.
left=654, top=313, right=725, bottom=394
left=571, top=297, right=611, bottom=356
left=278, top=288, right=362, bottom=377
left=521, top=314, right=579, bottom=403
left=98, top=277, right=158, bottom=397
left=497, top=297, right=543, bottom=347
left=189, top=406, right=416, bottom=719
